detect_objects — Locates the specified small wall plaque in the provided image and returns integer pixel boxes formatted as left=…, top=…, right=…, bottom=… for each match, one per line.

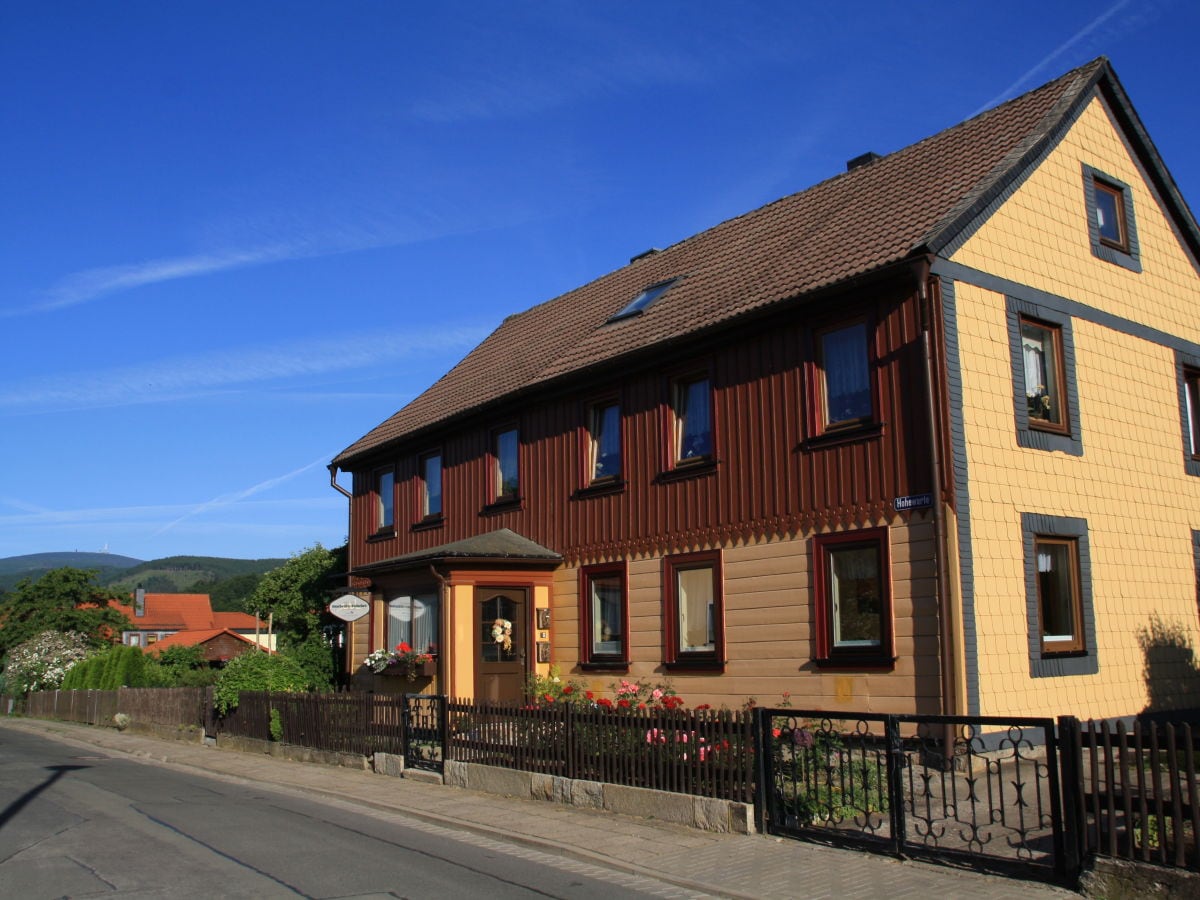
left=536, top=608, right=551, bottom=629
left=535, top=641, right=552, bottom=663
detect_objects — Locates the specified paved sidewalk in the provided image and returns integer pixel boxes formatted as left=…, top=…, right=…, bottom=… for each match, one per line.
left=0, top=717, right=1076, bottom=899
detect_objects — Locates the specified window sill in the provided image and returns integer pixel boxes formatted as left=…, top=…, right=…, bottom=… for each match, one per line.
left=662, top=658, right=725, bottom=673
left=481, top=497, right=523, bottom=516
left=574, top=479, right=626, bottom=499
left=813, top=654, right=896, bottom=670
left=801, top=422, right=883, bottom=451
left=411, top=516, right=444, bottom=533
left=656, top=458, right=718, bottom=483
left=579, top=660, right=629, bottom=672
left=366, top=528, right=395, bottom=543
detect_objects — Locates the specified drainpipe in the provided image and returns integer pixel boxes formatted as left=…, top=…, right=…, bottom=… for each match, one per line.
left=328, top=463, right=354, bottom=678
left=915, top=256, right=961, bottom=723
left=429, top=564, right=450, bottom=696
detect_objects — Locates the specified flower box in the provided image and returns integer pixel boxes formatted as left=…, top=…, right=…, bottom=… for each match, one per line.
left=379, top=659, right=436, bottom=678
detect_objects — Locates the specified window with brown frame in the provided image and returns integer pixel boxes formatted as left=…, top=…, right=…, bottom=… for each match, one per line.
left=490, top=427, right=520, bottom=503
left=418, top=451, right=442, bottom=521
left=579, top=563, right=627, bottom=669
left=1034, top=536, right=1085, bottom=655
left=812, top=528, right=893, bottom=666
left=1021, top=512, right=1096, bottom=677
left=373, top=466, right=395, bottom=533
left=662, top=551, right=723, bottom=668
left=815, top=319, right=873, bottom=432
left=670, top=375, right=712, bottom=466
left=1185, top=368, right=1200, bottom=461
left=586, top=400, right=622, bottom=484
left=1019, top=316, right=1069, bottom=434
left=1093, top=180, right=1128, bottom=251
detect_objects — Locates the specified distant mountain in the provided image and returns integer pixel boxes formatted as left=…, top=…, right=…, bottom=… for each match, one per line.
left=0, top=551, right=143, bottom=577
left=0, top=552, right=286, bottom=599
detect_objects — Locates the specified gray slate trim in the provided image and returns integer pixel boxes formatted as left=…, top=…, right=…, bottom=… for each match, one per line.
left=1021, top=513, right=1098, bottom=678
left=1193, top=531, right=1200, bottom=614
left=931, top=259, right=1200, bottom=358
left=939, top=277, right=981, bottom=716
left=1082, top=164, right=1142, bottom=273
left=1178, top=350, right=1200, bottom=478
left=1005, top=296, right=1084, bottom=456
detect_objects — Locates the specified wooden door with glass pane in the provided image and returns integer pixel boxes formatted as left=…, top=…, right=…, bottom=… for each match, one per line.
left=474, top=587, right=526, bottom=701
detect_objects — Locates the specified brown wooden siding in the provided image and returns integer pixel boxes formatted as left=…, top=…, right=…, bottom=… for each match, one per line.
left=349, top=281, right=930, bottom=569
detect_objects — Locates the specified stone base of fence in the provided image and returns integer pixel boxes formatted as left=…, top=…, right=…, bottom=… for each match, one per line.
left=125, top=722, right=206, bottom=744
left=1078, top=854, right=1200, bottom=899
left=215, top=734, right=370, bottom=771
left=423, top=759, right=754, bottom=834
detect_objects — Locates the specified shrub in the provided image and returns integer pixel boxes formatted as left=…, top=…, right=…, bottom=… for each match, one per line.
left=3, top=631, right=94, bottom=693
left=213, top=650, right=310, bottom=715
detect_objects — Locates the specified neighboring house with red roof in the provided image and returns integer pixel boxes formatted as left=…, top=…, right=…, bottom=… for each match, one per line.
left=146, top=628, right=263, bottom=663
left=112, top=590, right=272, bottom=653
left=330, top=59, right=1200, bottom=723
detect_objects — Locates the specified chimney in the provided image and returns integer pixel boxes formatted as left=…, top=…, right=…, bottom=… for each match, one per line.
left=135, top=586, right=145, bottom=617
left=847, top=151, right=882, bottom=171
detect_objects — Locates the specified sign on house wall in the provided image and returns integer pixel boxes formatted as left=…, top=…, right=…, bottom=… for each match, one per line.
left=328, top=594, right=370, bottom=622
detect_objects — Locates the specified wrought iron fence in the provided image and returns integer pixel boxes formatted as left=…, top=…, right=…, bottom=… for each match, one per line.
left=446, top=699, right=755, bottom=802
left=756, top=709, right=1066, bottom=878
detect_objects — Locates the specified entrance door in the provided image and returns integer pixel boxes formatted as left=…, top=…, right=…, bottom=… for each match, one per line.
left=474, top=588, right=526, bottom=702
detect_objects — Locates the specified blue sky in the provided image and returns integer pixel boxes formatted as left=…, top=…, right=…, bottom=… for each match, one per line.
left=2, top=1, right=1197, bottom=562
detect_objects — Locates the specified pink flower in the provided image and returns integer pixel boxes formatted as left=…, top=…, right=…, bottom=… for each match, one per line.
left=651, top=688, right=664, bottom=701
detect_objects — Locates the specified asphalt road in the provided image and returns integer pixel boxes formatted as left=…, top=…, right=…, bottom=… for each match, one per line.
left=0, top=728, right=711, bottom=899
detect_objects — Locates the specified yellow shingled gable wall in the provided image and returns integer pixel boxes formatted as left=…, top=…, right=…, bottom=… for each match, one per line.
left=949, top=96, right=1200, bottom=720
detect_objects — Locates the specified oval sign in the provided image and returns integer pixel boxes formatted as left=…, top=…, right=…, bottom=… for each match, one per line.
left=328, top=594, right=370, bottom=622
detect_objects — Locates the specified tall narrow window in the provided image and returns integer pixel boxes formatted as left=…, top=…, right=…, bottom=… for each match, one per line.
left=374, top=467, right=395, bottom=532
left=580, top=563, right=627, bottom=668
left=492, top=428, right=519, bottom=502
left=1185, top=368, right=1200, bottom=460
left=1083, top=165, right=1140, bottom=272
left=817, top=321, right=872, bottom=430
left=1020, top=317, right=1068, bottom=433
left=672, top=376, right=712, bottom=464
left=813, top=529, right=893, bottom=666
left=588, top=401, right=622, bottom=483
left=420, top=451, right=442, bottom=519
left=1021, top=512, right=1096, bottom=677
left=663, top=551, right=723, bottom=668
left=1093, top=181, right=1127, bottom=251
left=1034, top=537, right=1084, bottom=655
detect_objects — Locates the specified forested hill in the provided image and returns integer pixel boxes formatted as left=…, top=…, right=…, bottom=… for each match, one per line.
left=0, top=551, right=143, bottom=588
left=0, top=553, right=287, bottom=610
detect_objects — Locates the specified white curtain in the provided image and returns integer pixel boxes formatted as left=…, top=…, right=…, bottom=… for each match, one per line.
left=387, top=594, right=439, bottom=654
left=677, top=567, right=714, bottom=652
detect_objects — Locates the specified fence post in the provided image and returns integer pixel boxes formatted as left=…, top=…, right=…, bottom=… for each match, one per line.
left=884, top=714, right=906, bottom=857
left=752, top=706, right=770, bottom=833
left=1057, top=715, right=1084, bottom=879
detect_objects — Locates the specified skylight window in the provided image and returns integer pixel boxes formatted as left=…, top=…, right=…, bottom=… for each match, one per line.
left=608, top=278, right=677, bottom=323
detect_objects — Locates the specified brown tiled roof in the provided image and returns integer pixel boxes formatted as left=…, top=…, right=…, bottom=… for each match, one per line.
left=334, top=58, right=1111, bottom=468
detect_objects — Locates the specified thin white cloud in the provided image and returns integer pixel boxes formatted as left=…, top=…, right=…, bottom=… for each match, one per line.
left=20, top=245, right=296, bottom=315
left=0, top=495, right=341, bottom=528
left=971, top=0, right=1135, bottom=116
left=0, top=324, right=488, bottom=412
left=151, top=452, right=337, bottom=538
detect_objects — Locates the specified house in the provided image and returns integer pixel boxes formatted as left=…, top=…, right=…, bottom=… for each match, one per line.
left=112, top=590, right=273, bottom=652
left=329, top=58, right=1200, bottom=722
left=146, top=627, right=264, bottom=663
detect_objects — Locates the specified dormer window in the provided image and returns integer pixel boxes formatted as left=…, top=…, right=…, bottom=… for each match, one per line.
left=608, top=278, right=678, bottom=323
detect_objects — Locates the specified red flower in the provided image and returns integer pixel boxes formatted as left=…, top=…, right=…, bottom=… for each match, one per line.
left=586, top=691, right=594, bottom=700
left=562, top=685, right=574, bottom=694
left=597, top=698, right=613, bottom=708
left=617, top=699, right=631, bottom=708
left=695, top=703, right=712, bottom=711
left=544, top=693, right=555, bottom=703
left=396, top=642, right=413, bottom=654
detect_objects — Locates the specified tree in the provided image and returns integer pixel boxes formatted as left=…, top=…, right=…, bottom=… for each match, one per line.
left=0, top=568, right=131, bottom=664
left=212, top=650, right=311, bottom=714
left=246, top=544, right=344, bottom=647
